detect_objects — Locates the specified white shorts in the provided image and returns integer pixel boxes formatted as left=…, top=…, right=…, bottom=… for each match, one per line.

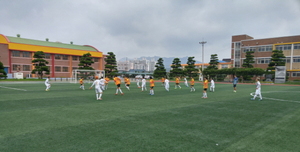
left=95, top=87, right=102, bottom=93
left=255, top=88, right=261, bottom=94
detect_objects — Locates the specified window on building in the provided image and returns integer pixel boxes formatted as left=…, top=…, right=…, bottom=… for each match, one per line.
left=62, top=67, right=69, bottom=72
left=293, top=57, right=300, bottom=62
left=285, top=57, right=291, bottom=63
left=235, top=42, right=241, bottom=49
left=235, top=50, right=240, bottom=59
left=243, top=47, right=256, bottom=52
left=45, top=53, right=51, bottom=59
left=55, top=54, right=61, bottom=60
left=13, top=64, right=20, bottom=71
left=72, top=56, right=78, bottom=61
left=235, top=60, right=240, bottom=68
left=276, top=44, right=292, bottom=51
left=287, top=72, right=290, bottom=77
left=72, top=67, right=78, bottom=70
left=94, top=58, right=99, bottom=62
left=294, top=43, right=300, bottom=50
left=257, top=58, right=271, bottom=64
left=62, top=55, right=69, bottom=60
left=22, top=52, right=31, bottom=57
left=292, top=72, right=300, bottom=77
left=23, top=65, right=31, bottom=71
left=12, top=51, right=20, bottom=57
left=55, top=66, right=61, bottom=72
left=258, top=45, right=272, bottom=52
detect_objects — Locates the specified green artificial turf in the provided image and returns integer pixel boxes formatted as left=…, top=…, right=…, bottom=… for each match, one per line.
left=0, top=81, right=299, bottom=152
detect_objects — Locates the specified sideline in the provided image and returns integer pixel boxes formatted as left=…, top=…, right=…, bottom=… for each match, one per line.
left=0, top=86, right=27, bottom=91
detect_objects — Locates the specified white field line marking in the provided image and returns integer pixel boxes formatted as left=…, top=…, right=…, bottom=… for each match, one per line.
left=0, top=86, right=27, bottom=91
left=261, top=91, right=300, bottom=104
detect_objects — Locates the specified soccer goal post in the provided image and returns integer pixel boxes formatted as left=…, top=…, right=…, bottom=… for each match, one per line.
left=71, top=69, right=105, bottom=83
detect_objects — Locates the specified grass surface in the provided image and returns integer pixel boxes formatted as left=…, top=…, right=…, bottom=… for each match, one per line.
left=0, top=81, right=300, bottom=152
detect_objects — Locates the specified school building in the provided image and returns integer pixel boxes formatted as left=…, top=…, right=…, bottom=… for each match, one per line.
left=232, top=34, right=300, bottom=80
left=0, top=34, right=105, bottom=78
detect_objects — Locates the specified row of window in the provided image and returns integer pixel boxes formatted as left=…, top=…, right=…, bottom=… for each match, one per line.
left=11, top=51, right=99, bottom=62
left=12, top=65, right=31, bottom=71
left=242, top=57, right=300, bottom=64
left=241, top=44, right=300, bottom=52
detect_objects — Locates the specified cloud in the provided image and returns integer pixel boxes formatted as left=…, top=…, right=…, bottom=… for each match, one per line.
left=1, top=0, right=300, bottom=62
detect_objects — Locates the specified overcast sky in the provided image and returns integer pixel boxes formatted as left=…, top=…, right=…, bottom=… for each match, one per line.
left=1, top=0, right=300, bottom=62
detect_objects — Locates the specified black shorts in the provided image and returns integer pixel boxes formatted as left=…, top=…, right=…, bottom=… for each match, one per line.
left=117, top=84, right=121, bottom=87
left=203, top=88, right=207, bottom=91
left=80, top=84, right=83, bottom=86
left=150, top=86, right=154, bottom=89
left=233, top=84, right=237, bottom=87
left=176, top=83, right=179, bottom=85
left=191, top=85, right=194, bottom=87
left=126, top=84, right=130, bottom=86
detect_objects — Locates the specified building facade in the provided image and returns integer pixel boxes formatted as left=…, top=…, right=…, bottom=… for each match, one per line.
left=0, top=34, right=105, bottom=78
left=232, top=34, right=300, bottom=80
left=117, top=58, right=156, bottom=73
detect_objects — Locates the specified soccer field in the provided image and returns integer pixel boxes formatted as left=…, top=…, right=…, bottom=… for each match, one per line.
left=0, top=81, right=300, bottom=152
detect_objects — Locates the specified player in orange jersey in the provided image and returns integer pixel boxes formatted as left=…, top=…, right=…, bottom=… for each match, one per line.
left=190, top=77, right=195, bottom=92
left=174, top=76, right=181, bottom=89
left=202, top=77, right=208, bottom=98
left=104, top=76, right=110, bottom=90
left=161, top=77, right=165, bottom=86
left=113, top=75, right=124, bottom=95
left=149, top=76, right=155, bottom=95
left=124, top=77, right=130, bottom=90
left=79, top=77, right=85, bottom=90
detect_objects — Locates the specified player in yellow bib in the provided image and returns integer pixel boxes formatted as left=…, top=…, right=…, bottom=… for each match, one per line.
left=202, top=77, right=208, bottom=98
left=79, top=77, right=85, bottom=90
left=190, top=77, right=195, bottom=92
left=149, top=76, right=155, bottom=95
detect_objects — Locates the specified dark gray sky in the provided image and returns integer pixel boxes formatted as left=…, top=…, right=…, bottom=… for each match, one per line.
left=1, top=0, right=300, bottom=62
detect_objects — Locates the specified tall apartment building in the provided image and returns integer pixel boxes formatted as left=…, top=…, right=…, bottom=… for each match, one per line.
left=0, top=34, right=105, bottom=78
left=117, top=58, right=156, bottom=72
left=231, top=34, right=300, bottom=80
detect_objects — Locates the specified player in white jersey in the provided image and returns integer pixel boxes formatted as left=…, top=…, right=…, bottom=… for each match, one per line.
left=45, top=76, right=51, bottom=91
left=164, top=78, right=170, bottom=91
left=184, top=76, right=189, bottom=87
left=89, top=76, right=103, bottom=100
left=210, top=78, right=215, bottom=92
left=141, top=77, right=147, bottom=91
left=251, top=78, right=262, bottom=101
left=99, top=77, right=106, bottom=91
left=136, top=78, right=141, bottom=88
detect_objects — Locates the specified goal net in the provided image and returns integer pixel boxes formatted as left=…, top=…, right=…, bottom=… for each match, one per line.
left=71, top=69, right=105, bottom=83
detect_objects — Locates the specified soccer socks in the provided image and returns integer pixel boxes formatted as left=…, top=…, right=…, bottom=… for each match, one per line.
left=119, top=89, right=123, bottom=94
left=150, top=90, right=154, bottom=95
left=99, top=93, right=102, bottom=99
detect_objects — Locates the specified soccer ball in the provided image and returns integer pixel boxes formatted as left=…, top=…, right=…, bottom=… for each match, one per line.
left=250, top=92, right=255, bottom=96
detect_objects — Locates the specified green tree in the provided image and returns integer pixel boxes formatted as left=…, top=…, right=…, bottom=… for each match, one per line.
left=206, top=54, right=219, bottom=70
left=267, top=50, right=286, bottom=71
left=105, top=52, right=118, bottom=78
left=242, top=51, right=255, bottom=68
left=170, top=58, right=183, bottom=77
left=31, top=51, right=50, bottom=79
left=0, top=61, right=7, bottom=79
left=78, top=52, right=94, bottom=70
left=266, top=50, right=286, bottom=79
left=203, top=54, right=219, bottom=79
left=153, top=58, right=166, bottom=78
left=184, top=56, right=198, bottom=77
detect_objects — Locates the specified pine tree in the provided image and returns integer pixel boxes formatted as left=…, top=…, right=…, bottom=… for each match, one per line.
left=170, top=58, right=183, bottom=77
left=78, top=53, right=94, bottom=70
left=31, top=51, right=50, bottom=79
left=267, top=50, right=286, bottom=71
left=184, top=57, right=198, bottom=77
left=153, top=58, right=166, bottom=78
left=206, top=54, right=219, bottom=70
left=242, top=51, right=255, bottom=68
left=105, top=52, right=118, bottom=78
